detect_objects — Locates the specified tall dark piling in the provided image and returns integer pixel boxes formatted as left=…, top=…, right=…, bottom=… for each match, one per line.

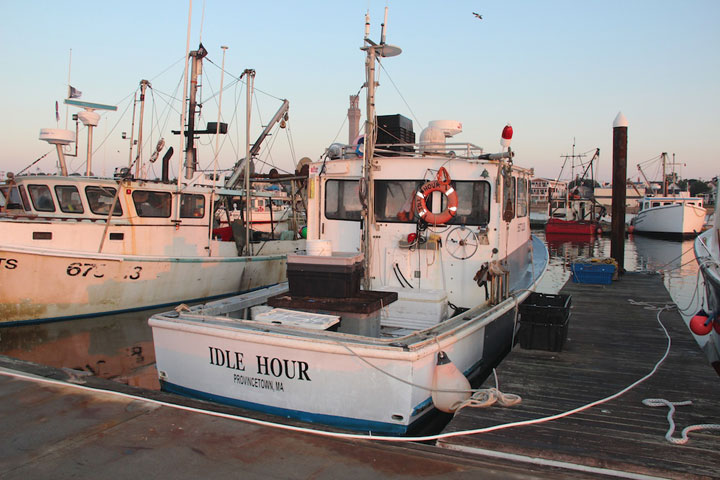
left=611, top=112, right=628, bottom=273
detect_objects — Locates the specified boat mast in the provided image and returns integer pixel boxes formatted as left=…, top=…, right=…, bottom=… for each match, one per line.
left=359, top=8, right=400, bottom=289
left=177, top=0, right=192, bottom=188
left=208, top=45, right=228, bottom=255
left=661, top=152, right=668, bottom=196
left=185, top=45, right=208, bottom=180
left=126, top=91, right=137, bottom=169
left=243, top=68, right=256, bottom=255
left=134, top=79, right=150, bottom=178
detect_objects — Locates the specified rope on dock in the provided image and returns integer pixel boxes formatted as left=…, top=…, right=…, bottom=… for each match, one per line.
left=641, top=398, right=720, bottom=445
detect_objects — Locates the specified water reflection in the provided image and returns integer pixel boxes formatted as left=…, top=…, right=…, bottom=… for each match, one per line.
left=0, top=309, right=159, bottom=389
left=0, top=231, right=706, bottom=387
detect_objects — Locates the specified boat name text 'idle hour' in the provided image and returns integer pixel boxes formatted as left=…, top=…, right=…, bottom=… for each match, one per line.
left=208, top=346, right=311, bottom=381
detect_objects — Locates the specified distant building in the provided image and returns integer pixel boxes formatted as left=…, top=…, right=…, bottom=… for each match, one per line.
left=593, top=183, right=644, bottom=209
left=531, top=178, right=566, bottom=204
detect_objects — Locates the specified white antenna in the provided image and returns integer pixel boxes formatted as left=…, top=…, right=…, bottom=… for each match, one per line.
left=380, top=6, right=388, bottom=44
left=364, top=11, right=370, bottom=40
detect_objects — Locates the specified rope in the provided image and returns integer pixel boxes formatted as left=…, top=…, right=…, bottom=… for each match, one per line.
left=453, top=369, right=521, bottom=413
left=641, top=399, right=720, bottom=445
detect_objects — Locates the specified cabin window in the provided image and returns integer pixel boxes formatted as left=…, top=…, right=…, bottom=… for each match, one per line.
left=1, top=184, right=25, bottom=210
left=86, top=186, right=123, bottom=216
left=55, top=185, right=84, bottom=214
left=374, top=179, right=491, bottom=226
left=28, top=184, right=56, bottom=212
left=324, top=179, right=362, bottom=221
left=18, top=185, right=31, bottom=211
left=652, top=202, right=660, bottom=207
left=517, top=177, right=529, bottom=217
left=180, top=194, right=205, bottom=218
left=502, top=176, right=516, bottom=221
left=374, top=180, right=423, bottom=222
left=133, top=190, right=171, bottom=217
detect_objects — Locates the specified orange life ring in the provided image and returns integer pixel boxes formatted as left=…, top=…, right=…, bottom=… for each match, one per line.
left=414, top=167, right=458, bottom=224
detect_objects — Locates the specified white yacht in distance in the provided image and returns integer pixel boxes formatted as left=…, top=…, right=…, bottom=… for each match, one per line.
left=631, top=153, right=706, bottom=238
left=149, top=11, right=548, bottom=435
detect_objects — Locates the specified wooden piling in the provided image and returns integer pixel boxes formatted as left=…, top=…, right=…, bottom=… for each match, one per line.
left=611, top=112, right=628, bottom=272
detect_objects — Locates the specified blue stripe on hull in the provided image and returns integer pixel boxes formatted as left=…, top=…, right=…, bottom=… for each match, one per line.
left=160, top=380, right=415, bottom=435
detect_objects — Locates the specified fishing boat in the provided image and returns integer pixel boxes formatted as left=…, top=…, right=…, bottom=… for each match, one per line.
left=0, top=48, right=304, bottom=326
left=693, top=179, right=720, bottom=372
left=545, top=147, right=604, bottom=236
left=630, top=153, right=706, bottom=238
left=214, top=184, right=297, bottom=239
left=149, top=11, right=548, bottom=435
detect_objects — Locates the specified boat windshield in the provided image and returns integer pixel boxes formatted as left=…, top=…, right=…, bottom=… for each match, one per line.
left=86, top=186, right=123, bottom=216
left=55, top=185, right=84, bottom=214
left=180, top=193, right=205, bottom=218
left=324, top=179, right=362, bottom=221
left=132, top=190, right=171, bottom=218
left=27, top=184, right=56, bottom=212
left=0, top=184, right=25, bottom=211
left=374, top=179, right=491, bottom=225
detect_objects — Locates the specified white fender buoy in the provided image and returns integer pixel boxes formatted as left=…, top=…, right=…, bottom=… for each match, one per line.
left=431, top=351, right=471, bottom=413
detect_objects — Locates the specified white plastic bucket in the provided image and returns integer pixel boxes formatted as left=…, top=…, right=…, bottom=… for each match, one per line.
left=306, top=239, right=332, bottom=256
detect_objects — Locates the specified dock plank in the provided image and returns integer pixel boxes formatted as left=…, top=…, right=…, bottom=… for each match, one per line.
left=439, top=273, right=720, bottom=479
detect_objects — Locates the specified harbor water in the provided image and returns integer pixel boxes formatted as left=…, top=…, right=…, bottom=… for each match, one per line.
left=0, top=230, right=709, bottom=389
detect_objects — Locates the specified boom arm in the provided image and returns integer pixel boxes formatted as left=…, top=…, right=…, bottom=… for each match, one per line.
left=225, top=99, right=290, bottom=189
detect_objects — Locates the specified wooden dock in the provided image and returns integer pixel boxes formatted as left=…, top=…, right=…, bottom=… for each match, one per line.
left=438, top=272, right=720, bottom=479
left=0, top=356, right=605, bottom=479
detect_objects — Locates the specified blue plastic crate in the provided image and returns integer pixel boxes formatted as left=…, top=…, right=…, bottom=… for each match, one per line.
left=571, top=263, right=615, bottom=285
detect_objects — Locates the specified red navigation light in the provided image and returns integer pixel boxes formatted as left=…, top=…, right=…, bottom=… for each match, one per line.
left=501, top=124, right=513, bottom=140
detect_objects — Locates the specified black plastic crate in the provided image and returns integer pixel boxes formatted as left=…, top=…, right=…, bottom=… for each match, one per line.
left=377, top=114, right=413, bottom=132
left=518, top=292, right=571, bottom=325
left=518, top=316, right=569, bottom=351
left=287, top=262, right=363, bottom=298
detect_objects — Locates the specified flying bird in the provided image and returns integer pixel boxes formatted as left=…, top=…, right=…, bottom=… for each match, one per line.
left=473, top=12, right=482, bottom=19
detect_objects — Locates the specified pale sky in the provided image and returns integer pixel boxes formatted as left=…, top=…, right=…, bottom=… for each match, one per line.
left=1, top=1, right=718, bottom=183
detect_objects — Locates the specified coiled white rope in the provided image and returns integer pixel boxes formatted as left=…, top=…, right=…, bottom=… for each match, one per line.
left=452, top=387, right=521, bottom=412
left=641, top=398, right=720, bottom=445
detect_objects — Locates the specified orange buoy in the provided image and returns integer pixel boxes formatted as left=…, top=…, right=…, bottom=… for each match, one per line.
left=414, top=167, right=459, bottom=225
left=690, top=310, right=713, bottom=336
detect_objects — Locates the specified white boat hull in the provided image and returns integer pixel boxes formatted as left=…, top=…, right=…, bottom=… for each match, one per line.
left=632, top=203, right=705, bottom=237
left=150, top=236, right=548, bottom=434
left=0, top=243, right=302, bottom=325
left=150, top=290, right=521, bottom=434
left=694, top=221, right=720, bottom=365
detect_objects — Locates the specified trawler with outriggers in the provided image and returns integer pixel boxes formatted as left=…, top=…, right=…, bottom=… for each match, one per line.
left=545, top=146, right=604, bottom=236
left=149, top=11, right=548, bottom=435
left=0, top=47, right=305, bottom=326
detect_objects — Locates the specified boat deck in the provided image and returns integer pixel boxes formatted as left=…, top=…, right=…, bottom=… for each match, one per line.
left=438, top=272, right=720, bottom=479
